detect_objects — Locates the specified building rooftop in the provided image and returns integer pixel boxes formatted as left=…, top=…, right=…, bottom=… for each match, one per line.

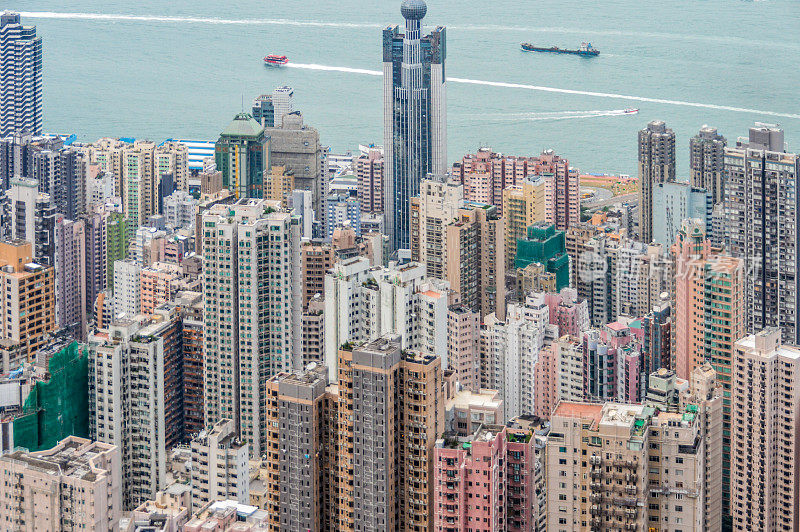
left=3, top=436, right=115, bottom=482
left=552, top=402, right=604, bottom=429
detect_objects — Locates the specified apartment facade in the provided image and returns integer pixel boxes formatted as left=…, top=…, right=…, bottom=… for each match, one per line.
left=0, top=437, right=121, bottom=531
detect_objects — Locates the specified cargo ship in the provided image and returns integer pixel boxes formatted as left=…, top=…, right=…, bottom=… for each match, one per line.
left=521, top=42, right=599, bottom=57
left=263, top=54, right=288, bottom=66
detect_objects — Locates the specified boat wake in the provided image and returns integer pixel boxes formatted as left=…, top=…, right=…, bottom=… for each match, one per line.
left=285, top=63, right=800, bottom=120
left=477, top=109, right=636, bottom=122
left=18, top=11, right=798, bottom=50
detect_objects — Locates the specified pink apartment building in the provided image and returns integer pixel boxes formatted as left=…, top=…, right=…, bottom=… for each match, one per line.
left=452, top=148, right=578, bottom=230
left=434, top=425, right=536, bottom=532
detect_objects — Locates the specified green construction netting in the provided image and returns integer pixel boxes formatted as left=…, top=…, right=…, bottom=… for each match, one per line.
left=13, top=342, right=89, bottom=452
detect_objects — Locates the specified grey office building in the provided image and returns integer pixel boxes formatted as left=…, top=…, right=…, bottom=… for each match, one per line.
left=637, top=120, right=675, bottom=243
left=0, top=12, right=42, bottom=137
left=725, top=123, right=800, bottom=344
left=690, top=125, right=727, bottom=205
left=383, top=0, right=446, bottom=251
left=265, top=111, right=327, bottom=222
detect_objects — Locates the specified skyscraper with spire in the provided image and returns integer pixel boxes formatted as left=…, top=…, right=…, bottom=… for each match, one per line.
left=383, top=0, right=446, bottom=251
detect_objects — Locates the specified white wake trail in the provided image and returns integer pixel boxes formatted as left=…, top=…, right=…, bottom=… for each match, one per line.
left=18, top=11, right=799, bottom=49
left=18, top=11, right=378, bottom=29
left=286, top=63, right=800, bottom=120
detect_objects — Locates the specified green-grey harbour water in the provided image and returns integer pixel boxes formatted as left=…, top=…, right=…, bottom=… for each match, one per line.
left=7, top=0, right=800, bottom=176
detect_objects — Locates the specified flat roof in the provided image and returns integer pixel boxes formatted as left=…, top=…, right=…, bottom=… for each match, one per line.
left=552, top=402, right=603, bottom=429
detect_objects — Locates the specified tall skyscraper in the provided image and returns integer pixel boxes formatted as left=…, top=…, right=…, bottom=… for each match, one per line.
left=202, top=198, right=301, bottom=458
left=725, top=123, right=800, bottom=344
left=637, top=120, right=676, bottom=243
left=383, top=0, right=446, bottom=251
left=731, top=329, right=800, bottom=531
left=690, top=125, right=727, bottom=204
left=0, top=12, right=42, bottom=137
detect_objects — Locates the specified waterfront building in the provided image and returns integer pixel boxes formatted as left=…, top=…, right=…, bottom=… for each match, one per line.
left=0, top=12, right=42, bottom=137
left=383, top=0, right=447, bottom=250
left=0, top=437, right=121, bottom=531
left=725, top=123, right=800, bottom=344
left=690, top=125, right=727, bottom=205
left=638, top=120, right=676, bottom=243
left=214, top=112, right=270, bottom=199
left=731, top=329, right=800, bottom=532
left=189, top=418, right=249, bottom=514
left=202, top=198, right=301, bottom=458
left=652, top=181, right=713, bottom=248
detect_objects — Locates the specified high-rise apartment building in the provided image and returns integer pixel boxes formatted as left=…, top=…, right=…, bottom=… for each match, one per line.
left=690, top=125, right=727, bottom=205
left=202, top=198, right=300, bottom=458
left=264, top=365, right=331, bottom=531
left=301, top=241, right=334, bottom=308
left=546, top=392, right=722, bottom=532
left=445, top=202, right=506, bottom=320
left=54, top=216, right=87, bottom=340
left=652, top=181, right=713, bottom=248
left=433, top=424, right=537, bottom=532
left=340, top=338, right=444, bottom=531
left=252, top=86, right=295, bottom=128
left=638, top=120, right=676, bottom=243
left=410, top=174, right=464, bottom=279
left=356, top=145, right=384, bottom=214
left=180, top=292, right=204, bottom=440
left=113, top=259, right=141, bottom=318
left=481, top=294, right=552, bottom=419
left=446, top=305, right=480, bottom=391
left=214, top=113, right=270, bottom=199
left=0, top=437, right=121, bottom=531
left=725, top=123, right=800, bottom=344
left=0, top=240, right=55, bottom=362
left=88, top=318, right=167, bottom=510
left=502, top=178, right=547, bottom=269
left=731, top=329, right=800, bottom=532
left=383, top=0, right=446, bottom=250
left=190, top=418, right=249, bottom=514
left=0, top=12, right=42, bottom=137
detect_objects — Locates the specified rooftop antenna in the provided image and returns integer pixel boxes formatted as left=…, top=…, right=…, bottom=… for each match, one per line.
left=241, top=93, right=244, bottom=113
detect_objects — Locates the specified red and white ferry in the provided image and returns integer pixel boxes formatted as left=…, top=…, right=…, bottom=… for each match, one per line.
left=263, top=54, right=288, bottom=66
